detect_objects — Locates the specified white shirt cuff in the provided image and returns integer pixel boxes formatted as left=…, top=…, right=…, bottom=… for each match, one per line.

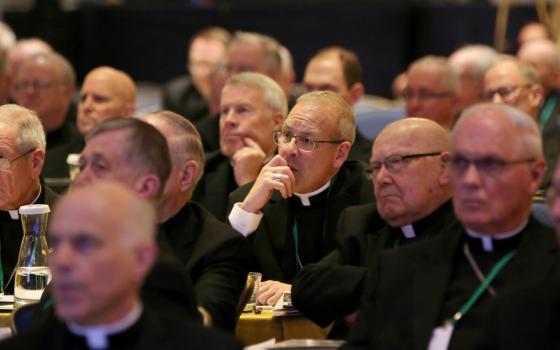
left=228, top=203, right=263, bottom=237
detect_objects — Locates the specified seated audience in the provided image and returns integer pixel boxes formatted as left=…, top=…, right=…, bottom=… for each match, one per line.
left=228, top=91, right=374, bottom=305
left=0, top=104, right=57, bottom=294
left=292, top=117, right=459, bottom=338
left=140, top=110, right=251, bottom=331
left=77, top=66, right=136, bottom=136
left=0, top=181, right=241, bottom=350
left=192, top=72, right=286, bottom=221
left=343, top=103, right=558, bottom=350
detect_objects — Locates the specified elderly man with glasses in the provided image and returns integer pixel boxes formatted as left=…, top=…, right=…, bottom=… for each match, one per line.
left=343, top=103, right=560, bottom=350
left=228, top=91, right=374, bottom=306
left=291, top=117, right=458, bottom=338
left=0, top=104, right=57, bottom=294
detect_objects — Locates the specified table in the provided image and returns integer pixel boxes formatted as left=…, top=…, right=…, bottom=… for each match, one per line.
left=236, top=309, right=332, bottom=346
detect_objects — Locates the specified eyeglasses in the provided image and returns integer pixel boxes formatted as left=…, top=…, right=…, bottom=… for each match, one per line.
left=401, top=89, right=452, bottom=101
left=272, top=130, right=344, bottom=152
left=449, top=155, right=535, bottom=177
left=482, top=84, right=531, bottom=101
left=367, top=152, right=442, bottom=178
left=0, top=149, right=35, bottom=171
left=13, top=80, right=56, bottom=92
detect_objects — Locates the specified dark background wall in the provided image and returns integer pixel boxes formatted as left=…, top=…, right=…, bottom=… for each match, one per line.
left=3, top=2, right=539, bottom=97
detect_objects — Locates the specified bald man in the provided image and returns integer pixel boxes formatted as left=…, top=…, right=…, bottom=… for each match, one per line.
left=517, top=22, right=549, bottom=47
left=77, top=66, right=136, bottom=136
left=0, top=181, right=241, bottom=350
left=292, top=118, right=458, bottom=338
left=518, top=39, right=560, bottom=95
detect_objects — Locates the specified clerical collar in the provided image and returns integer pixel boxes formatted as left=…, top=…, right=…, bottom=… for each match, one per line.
left=4, top=184, right=42, bottom=220
left=294, top=180, right=331, bottom=206
left=395, top=200, right=453, bottom=240
left=67, top=302, right=142, bottom=350
left=465, top=220, right=527, bottom=253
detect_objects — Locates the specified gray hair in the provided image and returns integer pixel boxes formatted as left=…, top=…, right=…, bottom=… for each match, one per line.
left=409, top=55, right=459, bottom=94
left=230, top=31, right=282, bottom=74
left=141, top=110, right=206, bottom=186
left=449, top=45, right=499, bottom=81
left=224, top=72, right=288, bottom=116
left=453, top=102, right=543, bottom=159
left=0, top=104, right=46, bottom=152
left=296, top=91, right=356, bottom=144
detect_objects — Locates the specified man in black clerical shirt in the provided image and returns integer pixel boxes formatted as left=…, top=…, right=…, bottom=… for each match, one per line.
left=228, top=91, right=374, bottom=306
left=343, top=103, right=559, bottom=350
left=0, top=104, right=57, bottom=294
left=0, top=181, right=241, bottom=350
left=292, top=117, right=458, bottom=336
left=140, top=110, right=251, bottom=331
left=192, top=72, right=287, bottom=221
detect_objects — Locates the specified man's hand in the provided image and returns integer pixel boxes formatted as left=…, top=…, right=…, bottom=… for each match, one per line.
left=240, top=155, right=296, bottom=214
left=257, top=280, right=292, bottom=306
left=232, top=138, right=267, bottom=186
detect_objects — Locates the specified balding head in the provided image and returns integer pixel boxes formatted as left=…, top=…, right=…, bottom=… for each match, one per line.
left=450, top=103, right=545, bottom=234
left=7, top=38, right=52, bottom=80
left=77, top=66, right=137, bottom=136
left=50, top=180, right=157, bottom=325
left=518, top=39, right=560, bottom=93
left=518, top=22, right=549, bottom=46
left=371, top=118, right=451, bottom=226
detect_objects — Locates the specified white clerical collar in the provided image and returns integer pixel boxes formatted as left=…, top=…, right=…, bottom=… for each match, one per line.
left=294, top=180, right=331, bottom=206
left=67, top=302, right=142, bottom=350
left=6, top=184, right=42, bottom=220
left=400, top=224, right=416, bottom=239
left=465, top=220, right=527, bottom=252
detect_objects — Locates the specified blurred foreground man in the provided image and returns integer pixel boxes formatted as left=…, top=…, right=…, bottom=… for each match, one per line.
left=343, top=103, right=559, bottom=350
left=228, top=91, right=373, bottom=305
left=0, top=104, right=57, bottom=293
left=77, top=66, right=136, bottom=136
left=292, top=118, right=459, bottom=337
left=0, top=181, right=242, bottom=350
left=140, top=111, right=251, bottom=331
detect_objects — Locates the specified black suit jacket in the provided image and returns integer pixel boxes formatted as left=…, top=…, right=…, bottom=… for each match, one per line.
left=43, top=121, right=84, bottom=183
left=476, top=278, right=560, bottom=350
left=192, top=151, right=236, bottom=222
left=343, top=216, right=560, bottom=350
left=541, top=91, right=560, bottom=189
left=195, top=114, right=220, bottom=154
left=158, top=202, right=251, bottom=331
left=292, top=201, right=458, bottom=328
left=162, top=75, right=209, bottom=123
left=0, top=306, right=242, bottom=350
left=228, top=160, right=374, bottom=282
left=348, top=132, right=372, bottom=163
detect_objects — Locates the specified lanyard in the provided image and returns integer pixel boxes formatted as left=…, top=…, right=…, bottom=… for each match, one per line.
left=446, top=249, right=516, bottom=326
left=539, top=94, right=558, bottom=130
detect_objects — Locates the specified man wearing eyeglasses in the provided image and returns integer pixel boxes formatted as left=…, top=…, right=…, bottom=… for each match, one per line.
left=343, top=103, right=559, bottom=350
left=10, top=52, right=83, bottom=184
left=483, top=59, right=555, bottom=188
left=404, top=56, right=459, bottom=129
left=0, top=104, right=57, bottom=294
left=192, top=72, right=286, bottom=221
left=291, top=117, right=458, bottom=338
left=228, top=91, right=373, bottom=306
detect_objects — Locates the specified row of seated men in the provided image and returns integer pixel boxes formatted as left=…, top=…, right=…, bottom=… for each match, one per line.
left=0, top=22, right=559, bottom=349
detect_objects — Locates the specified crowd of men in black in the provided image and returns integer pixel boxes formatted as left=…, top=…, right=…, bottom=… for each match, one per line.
left=0, top=19, right=558, bottom=350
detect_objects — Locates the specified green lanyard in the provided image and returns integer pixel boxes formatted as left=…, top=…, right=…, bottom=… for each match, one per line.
left=446, top=249, right=516, bottom=326
left=539, top=94, right=558, bottom=130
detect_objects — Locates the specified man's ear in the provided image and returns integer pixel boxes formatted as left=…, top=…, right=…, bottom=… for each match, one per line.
left=30, top=148, right=45, bottom=180
left=133, top=243, right=158, bottom=282
left=529, top=84, right=545, bottom=109
left=135, top=174, right=161, bottom=199
left=528, top=159, right=546, bottom=194
left=349, top=83, right=365, bottom=105
left=272, top=112, right=284, bottom=130
left=178, top=160, right=199, bottom=193
left=333, top=141, right=351, bottom=168
left=438, top=151, right=451, bottom=186
left=123, top=103, right=135, bottom=118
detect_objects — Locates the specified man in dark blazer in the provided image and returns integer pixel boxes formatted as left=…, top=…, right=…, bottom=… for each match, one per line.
left=192, top=72, right=287, bottom=221
left=292, top=118, right=459, bottom=337
left=0, top=104, right=58, bottom=294
left=0, top=181, right=241, bottom=350
left=228, top=91, right=374, bottom=306
left=141, top=110, right=252, bottom=331
left=343, top=103, right=559, bottom=350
